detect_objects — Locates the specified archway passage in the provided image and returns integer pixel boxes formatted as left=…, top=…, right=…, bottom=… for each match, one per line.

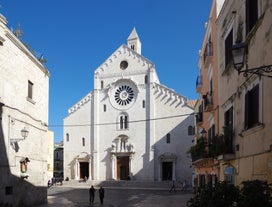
left=117, top=156, right=129, bottom=180
left=80, top=162, right=89, bottom=179
left=162, top=162, right=173, bottom=180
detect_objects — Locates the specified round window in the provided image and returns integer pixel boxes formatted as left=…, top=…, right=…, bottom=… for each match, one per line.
left=120, top=60, right=128, bottom=70
left=109, top=80, right=138, bottom=110
left=115, top=85, right=134, bottom=105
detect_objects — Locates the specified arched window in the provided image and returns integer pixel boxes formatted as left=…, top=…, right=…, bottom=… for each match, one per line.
left=82, top=137, right=85, bottom=146
left=66, top=133, right=69, bottom=142
left=142, top=100, right=145, bottom=108
left=101, top=80, right=104, bottom=89
left=118, top=113, right=129, bottom=130
left=166, top=133, right=171, bottom=144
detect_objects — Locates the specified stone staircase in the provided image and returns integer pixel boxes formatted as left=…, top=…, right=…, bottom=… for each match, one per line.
left=62, top=179, right=186, bottom=190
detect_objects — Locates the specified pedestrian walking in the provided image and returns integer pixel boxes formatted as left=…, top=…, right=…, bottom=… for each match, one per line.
left=89, top=185, right=95, bottom=204
left=169, top=180, right=176, bottom=192
left=99, top=186, right=105, bottom=205
left=182, top=180, right=187, bottom=191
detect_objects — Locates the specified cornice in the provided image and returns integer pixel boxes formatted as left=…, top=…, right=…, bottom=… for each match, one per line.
left=68, top=92, right=92, bottom=114
left=5, top=28, right=50, bottom=77
left=151, top=82, right=188, bottom=107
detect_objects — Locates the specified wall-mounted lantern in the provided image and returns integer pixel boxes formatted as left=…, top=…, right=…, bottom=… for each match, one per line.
left=232, top=43, right=272, bottom=78
left=10, top=127, right=29, bottom=151
left=200, top=128, right=207, bottom=138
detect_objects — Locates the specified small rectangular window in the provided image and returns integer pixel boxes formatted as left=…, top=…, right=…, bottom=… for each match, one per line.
left=103, top=104, right=106, bottom=112
left=142, top=100, right=145, bottom=108
left=82, top=137, right=85, bottom=146
left=145, top=75, right=148, bottom=84
left=28, top=80, right=33, bottom=99
left=245, top=84, right=259, bottom=129
left=5, top=186, right=13, bottom=195
left=166, top=133, right=171, bottom=144
left=225, top=29, right=233, bottom=68
left=66, top=133, right=69, bottom=142
left=246, top=0, right=258, bottom=34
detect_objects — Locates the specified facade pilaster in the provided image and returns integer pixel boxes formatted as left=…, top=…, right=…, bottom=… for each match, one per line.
left=75, top=158, right=79, bottom=180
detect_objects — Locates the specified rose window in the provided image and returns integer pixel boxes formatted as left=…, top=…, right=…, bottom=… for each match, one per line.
left=114, top=85, right=134, bottom=105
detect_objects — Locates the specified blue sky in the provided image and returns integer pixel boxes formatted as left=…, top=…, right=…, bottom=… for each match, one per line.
left=1, top=1, right=212, bottom=142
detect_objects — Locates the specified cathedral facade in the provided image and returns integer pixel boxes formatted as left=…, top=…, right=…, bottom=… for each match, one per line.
left=63, top=28, right=194, bottom=183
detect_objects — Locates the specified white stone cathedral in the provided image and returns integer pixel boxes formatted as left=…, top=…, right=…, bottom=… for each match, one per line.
left=63, top=28, right=194, bottom=183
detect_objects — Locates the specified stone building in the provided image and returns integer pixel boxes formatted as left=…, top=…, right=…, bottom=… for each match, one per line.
left=54, top=141, right=63, bottom=178
left=47, top=130, right=54, bottom=181
left=64, top=28, right=195, bottom=183
left=217, top=0, right=272, bottom=185
left=193, top=0, right=272, bottom=187
left=191, top=0, right=222, bottom=189
left=0, top=13, right=50, bottom=206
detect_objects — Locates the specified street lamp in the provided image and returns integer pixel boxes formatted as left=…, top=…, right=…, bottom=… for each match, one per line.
left=10, top=127, right=29, bottom=151
left=232, top=43, right=272, bottom=78
left=20, top=127, right=29, bottom=139
left=201, top=128, right=207, bottom=138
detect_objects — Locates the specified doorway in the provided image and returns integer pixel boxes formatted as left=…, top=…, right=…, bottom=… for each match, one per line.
left=80, top=162, right=89, bottom=179
left=162, top=162, right=173, bottom=180
left=117, top=156, right=129, bottom=180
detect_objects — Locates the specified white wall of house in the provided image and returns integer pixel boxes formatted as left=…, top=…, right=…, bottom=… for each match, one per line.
left=0, top=13, right=49, bottom=206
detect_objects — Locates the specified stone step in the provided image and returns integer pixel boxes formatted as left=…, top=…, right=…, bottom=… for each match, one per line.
left=62, top=180, right=186, bottom=190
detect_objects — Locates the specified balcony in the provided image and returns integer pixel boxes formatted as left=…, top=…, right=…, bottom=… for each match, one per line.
left=196, top=75, right=203, bottom=93
left=203, top=92, right=213, bottom=112
left=189, top=137, right=212, bottom=163
left=195, top=112, right=203, bottom=125
left=189, top=126, right=235, bottom=163
left=203, top=42, right=213, bottom=67
left=210, top=126, right=235, bottom=160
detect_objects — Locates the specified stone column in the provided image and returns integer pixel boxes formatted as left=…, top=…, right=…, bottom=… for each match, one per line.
left=172, top=161, right=176, bottom=181
left=158, top=160, right=162, bottom=181
left=129, top=154, right=133, bottom=179
left=75, top=158, right=79, bottom=180
left=111, top=154, right=116, bottom=180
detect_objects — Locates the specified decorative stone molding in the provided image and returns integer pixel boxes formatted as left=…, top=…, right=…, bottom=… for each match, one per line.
left=152, top=83, right=187, bottom=107
left=68, top=92, right=92, bottom=114
left=94, top=45, right=154, bottom=75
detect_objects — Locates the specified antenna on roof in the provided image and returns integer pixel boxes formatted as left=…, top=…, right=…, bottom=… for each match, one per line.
left=14, top=23, right=23, bottom=39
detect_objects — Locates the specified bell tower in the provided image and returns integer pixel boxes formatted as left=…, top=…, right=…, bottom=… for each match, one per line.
left=127, top=27, right=141, bottom=54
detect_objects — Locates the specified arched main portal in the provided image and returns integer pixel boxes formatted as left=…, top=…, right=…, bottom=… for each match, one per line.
left=110, top=135, right=135, bottom=180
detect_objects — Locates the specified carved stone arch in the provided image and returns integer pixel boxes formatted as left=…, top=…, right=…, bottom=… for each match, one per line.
left=74, top=152, right=92, bottom=180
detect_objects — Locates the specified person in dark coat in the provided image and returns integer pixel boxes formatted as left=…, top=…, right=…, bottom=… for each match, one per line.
left=169, top=180, right=176, bottom=192
left=99, top=186, right=105, bottom=205
left=89, top=185, right=95, bottom=204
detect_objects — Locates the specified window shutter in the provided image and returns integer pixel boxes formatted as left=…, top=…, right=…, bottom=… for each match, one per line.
left=244, top=92, right=249, bottom=129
